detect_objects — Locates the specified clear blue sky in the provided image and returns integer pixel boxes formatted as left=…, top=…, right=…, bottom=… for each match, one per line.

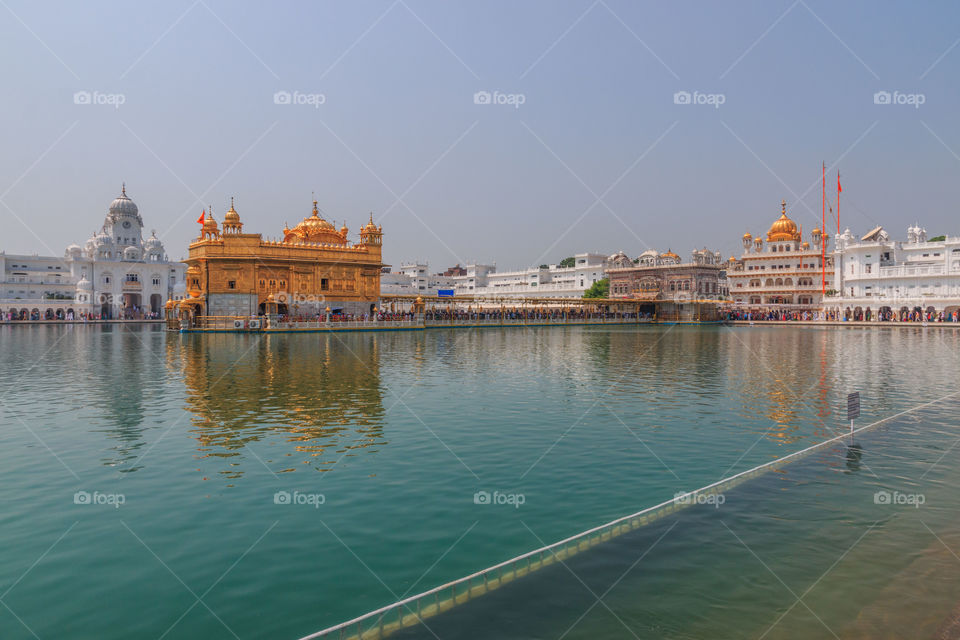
left=2, top=0, right=959, bottom=269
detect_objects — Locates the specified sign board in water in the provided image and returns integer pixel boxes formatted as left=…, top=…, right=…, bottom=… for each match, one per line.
left=847, top=392, right=861, bottom=421
left=437, top=289, right=455, bottom=298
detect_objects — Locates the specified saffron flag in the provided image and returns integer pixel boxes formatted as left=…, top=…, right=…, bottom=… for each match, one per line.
left=196, top=210, right=205, bottom=225
left=837, top=174, right=842, bottom=193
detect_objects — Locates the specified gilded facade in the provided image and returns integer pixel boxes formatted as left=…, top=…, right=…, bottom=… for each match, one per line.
left=182, top=199, right=383, bottom=317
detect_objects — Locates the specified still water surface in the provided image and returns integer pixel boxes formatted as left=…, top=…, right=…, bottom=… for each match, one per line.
left=0, top=324, right=958, bottom=639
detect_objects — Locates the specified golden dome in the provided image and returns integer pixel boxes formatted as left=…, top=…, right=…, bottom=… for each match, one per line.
left=661, top=249, right=679, bottom=260
left=165, top=298, right=175, bottom=309
left=742, top=232, right=752, bottom=240
left=728, top=256, right=737, bottom=262
left=811, top=227, right=821, bottom=236
left=186, top=264, right=201, bottom=276
left=284, top=200, right=347, bottom=245
left=224, top=197, right=240, bottom=224
left=203, top=215, right=218, bottom=231
left=766, top=200, right=800, bottom=242
left=802, top=241, right=810, bottom=249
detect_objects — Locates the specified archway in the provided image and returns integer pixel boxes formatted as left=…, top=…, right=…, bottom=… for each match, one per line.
left=150, top=294, right=162, bottom=315
left=123, top=293, right=141, bottom=319
left=44, top=309, right=54, bottom=320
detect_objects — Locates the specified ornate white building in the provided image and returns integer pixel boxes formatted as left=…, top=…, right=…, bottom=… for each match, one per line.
left=1, top=186, right=186, bottom=320
left=727, top=200, right=834, bottom=309
left=827, top=224, right=960, bottom=320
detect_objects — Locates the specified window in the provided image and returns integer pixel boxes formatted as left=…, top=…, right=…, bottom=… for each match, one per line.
left=152, top=277, right=161, bottom=286
left=126, top=273, right=138, bottom=282
left=321, top=278, right=329, bottom=290
left=228, top=281, right=236, bottom=289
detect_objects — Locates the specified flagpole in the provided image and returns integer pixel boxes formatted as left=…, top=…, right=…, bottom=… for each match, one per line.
left=822, top=162, right=826, bottom=298
left=837, top=170, right=841, bottom=235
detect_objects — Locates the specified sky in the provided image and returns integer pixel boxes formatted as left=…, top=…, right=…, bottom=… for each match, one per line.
left=1, top=0, right=959, bottom=271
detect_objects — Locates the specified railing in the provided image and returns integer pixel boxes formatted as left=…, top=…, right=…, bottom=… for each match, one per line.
left=298, top=398, right=943, bottom=640
left=423, top=316, right=652, bottom=327
left=878, top=265, right=947, bottom=277
left=188, top=316, right=422, bottom=331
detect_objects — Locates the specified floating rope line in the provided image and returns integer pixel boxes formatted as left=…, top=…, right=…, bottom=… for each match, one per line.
left=301, top=391, right=960, bottom=640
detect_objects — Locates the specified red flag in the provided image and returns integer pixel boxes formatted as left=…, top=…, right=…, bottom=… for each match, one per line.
left=196, top=210, right=205, bottom=225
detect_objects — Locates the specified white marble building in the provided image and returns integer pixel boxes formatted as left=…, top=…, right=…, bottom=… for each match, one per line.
left=1, top=186, right=186, bottom=320
left=380, top=263, right=457, bottom=296
left=380, top=253, right=608, bottom=300
left=828, top=224, right=960, bottom=320
left=453, top=253, right=607, bottom=299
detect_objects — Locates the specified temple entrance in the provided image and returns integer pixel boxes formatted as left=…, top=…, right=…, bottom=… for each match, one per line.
left=123, top=293, right=141, bottom=319
left=638, top=302, right=656, bottom=317
left=150, top=294, right=162, bottom=315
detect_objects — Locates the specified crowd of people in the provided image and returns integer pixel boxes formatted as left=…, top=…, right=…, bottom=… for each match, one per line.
left=725, top=308, right=960, bottom=323
left=422, top=309, right=653, bottom=321
left=2, top=308, right=163, bottom=322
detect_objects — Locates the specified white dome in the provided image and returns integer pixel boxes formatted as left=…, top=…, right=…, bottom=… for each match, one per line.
left=123, top=246, right=140, bottom=260
left=109, top=185, right=139, bottom=217
left=94, top=232, right=113, bottom=246
left=144, top=232, right=163, bottom=250
left=76, top=276, right=92, bottom=290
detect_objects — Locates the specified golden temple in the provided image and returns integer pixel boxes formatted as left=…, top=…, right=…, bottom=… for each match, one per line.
left=178, top=198, right=383, bottom=319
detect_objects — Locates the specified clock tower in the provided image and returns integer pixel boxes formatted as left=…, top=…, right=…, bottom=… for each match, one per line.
left=102, top=183, right=144, bottom=248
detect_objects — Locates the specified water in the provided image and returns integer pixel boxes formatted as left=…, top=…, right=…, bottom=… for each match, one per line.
left=0, top=324, right=958, bottom=639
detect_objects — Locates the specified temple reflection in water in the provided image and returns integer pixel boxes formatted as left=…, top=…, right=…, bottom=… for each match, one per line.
left=171, top=332, right=386, bottom=482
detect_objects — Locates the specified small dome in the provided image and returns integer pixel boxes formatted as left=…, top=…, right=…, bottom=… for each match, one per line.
left=802, top=241, right=810, bottom=249
left=109, top=184, right=139, bottom=216
left=95, top=232, right=114, bottom=246
left=224, top=198, right=240, bottom=224
left=123, top=246, right=140, bottom=260
left=186, top=264, right=201, bottom=277
left=76, top=275, right=92, bottom=290
left=165, top=299, right=175, bottom=309
left=811, top=227, right=821, bottom=236
left=661, top=249, right=679, bottom=260
left=742, top=232, right=752, bottom=240
left=144, top=231, right=162, bottom=249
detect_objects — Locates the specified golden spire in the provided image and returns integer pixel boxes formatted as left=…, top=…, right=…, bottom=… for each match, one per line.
left=312, top=200, right=319, bottom=217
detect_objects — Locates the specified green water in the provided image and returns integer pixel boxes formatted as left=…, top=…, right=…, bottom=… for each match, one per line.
left=0, top=324, right=958, bottom=639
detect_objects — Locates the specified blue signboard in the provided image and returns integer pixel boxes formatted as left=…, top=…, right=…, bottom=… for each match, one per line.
left=437, top=289, right=455, bottom=297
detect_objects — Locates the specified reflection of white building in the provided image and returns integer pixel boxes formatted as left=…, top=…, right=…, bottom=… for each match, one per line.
left=1, top=186, right=186, bottom=320
left=827, top=224, right=960, bottom=319
left=726, top=200, right=833, bottom=309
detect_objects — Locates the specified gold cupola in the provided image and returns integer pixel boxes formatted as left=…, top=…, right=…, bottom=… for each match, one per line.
left=766, top=200, right=801, bottom=242
left=223, top=197, right=242, bottom=234
left=283, top=200, right=347, bottom=245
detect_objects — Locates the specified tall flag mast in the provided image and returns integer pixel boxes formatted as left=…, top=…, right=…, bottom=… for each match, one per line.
left=822, top=162, right=826, bottom=297
left=837, top=171, right=842, bottom=234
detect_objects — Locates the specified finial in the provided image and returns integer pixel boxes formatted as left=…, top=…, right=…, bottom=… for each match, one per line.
left=121, top=182, right=126, bottom=196
left=781, top=199, right=786, bottom=214
left=312, top=199, right=319, bottom=216
left=230, top=196, right=235, bottom=209
left=369, top=212, right=374, bottom=224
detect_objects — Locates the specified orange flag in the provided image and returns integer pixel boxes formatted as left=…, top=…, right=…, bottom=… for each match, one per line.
left=196, top=210, right=205, bottom=225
